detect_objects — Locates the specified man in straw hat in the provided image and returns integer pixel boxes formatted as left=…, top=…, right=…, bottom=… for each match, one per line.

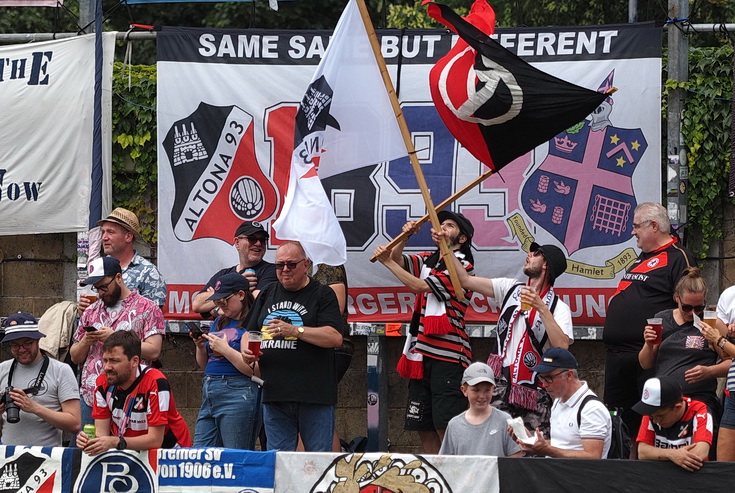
left=79, top=207, right=166, bottom=312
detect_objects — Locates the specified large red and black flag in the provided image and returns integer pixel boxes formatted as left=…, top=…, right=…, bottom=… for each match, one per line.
left=425, top=0, right=609, bottom=171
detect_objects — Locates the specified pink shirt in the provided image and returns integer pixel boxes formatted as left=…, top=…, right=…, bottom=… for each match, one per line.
left=76, top=290, right=165, bottom=406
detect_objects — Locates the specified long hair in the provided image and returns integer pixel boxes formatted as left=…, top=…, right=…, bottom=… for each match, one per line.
left=215, top=289, right=255, bottom=331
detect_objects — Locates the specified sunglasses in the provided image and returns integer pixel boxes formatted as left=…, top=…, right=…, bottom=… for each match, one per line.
left=238, top=235, right=267, bottom=245
left=680, top=303, right=705, bottom=313
left=531, top=249, right=545, bottom=258
left=537, top=370, right=567, bottom=384
left=213, top=294, right=235, bottom=307
left=275, top=259, right=306, bottom=271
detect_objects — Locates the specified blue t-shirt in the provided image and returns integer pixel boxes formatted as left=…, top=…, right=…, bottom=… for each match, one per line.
left=204, top=318, right=246, bottom=376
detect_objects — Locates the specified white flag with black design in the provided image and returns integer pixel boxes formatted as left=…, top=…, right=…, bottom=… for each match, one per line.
left=273, top=0, right=407, bottom=266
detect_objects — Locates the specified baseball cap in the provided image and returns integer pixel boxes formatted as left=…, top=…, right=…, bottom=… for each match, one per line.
left=235, top=221, right=269, bottom=238
left=632, top=377, right=683, bottom=415
left=1, top=312, right=46, bottom=343
left=97, top=207, right=142, bottom=240
left=81, top=257, right=122, bottom=286
left=208, top=273, right=251, bottom=301
left=530, top=347, right=578, bottom=374
left=530, top=242, right=567, bottom=284
left=438, top=210, right=474, bottom=241
left=462, top=362, right=496, bottom=386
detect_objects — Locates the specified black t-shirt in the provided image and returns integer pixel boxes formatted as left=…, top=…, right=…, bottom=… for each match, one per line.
left=655, top=308, right=718, bottom=404
left=203, top=259, right=277, bottom=292
left=247, top=279, right=342, bottom=405
left=603, top=238, right=696, bottom=351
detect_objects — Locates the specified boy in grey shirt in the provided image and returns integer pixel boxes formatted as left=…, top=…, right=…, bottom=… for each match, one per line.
left=439, top=362, right=522, bottom=456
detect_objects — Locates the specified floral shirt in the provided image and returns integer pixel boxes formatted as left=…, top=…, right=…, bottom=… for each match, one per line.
left=122, top=252, right=167, bottom=306
left=76, top=290, right=165, bottom=406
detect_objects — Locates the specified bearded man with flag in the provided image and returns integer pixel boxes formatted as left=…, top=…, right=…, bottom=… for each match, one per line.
left=373, top=211, right=474, bottom=454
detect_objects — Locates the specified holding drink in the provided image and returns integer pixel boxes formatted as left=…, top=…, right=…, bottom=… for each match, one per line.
left=247, top=330, right=263, bottom=359
left=520, top=286, right=535, bottom=312
left=647, top=317, right=663, bottom=345
left=703, top=309, right=718, bottom=330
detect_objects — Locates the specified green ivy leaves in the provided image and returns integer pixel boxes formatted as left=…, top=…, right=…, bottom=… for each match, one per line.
left=664, top=46, right=734, bottom=258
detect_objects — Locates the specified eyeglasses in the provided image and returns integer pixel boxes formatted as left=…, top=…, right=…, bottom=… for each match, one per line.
left=537, top=370, right=568, bottom=384
left=275, top=259, right=306, bottom=271
left=213, top=294, right=235, bottom=308
left=531, top=250, right=545, bottom=258
left=9, top=340, right=35, bottom=351
left=238, top=235, right=267, bottom=245
left=632, top=220, right=652, bottom=230
left=680, top=303, right=706, bottom=313
left=92, top=277, right=115, bottom=293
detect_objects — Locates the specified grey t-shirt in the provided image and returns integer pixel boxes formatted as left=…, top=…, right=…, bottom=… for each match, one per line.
left=0, top=355, right=79, bottom=446
left=439, top=407, right=521, bottom=456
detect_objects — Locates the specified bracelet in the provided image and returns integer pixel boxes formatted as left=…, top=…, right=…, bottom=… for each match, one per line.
left=718, top=336, right=727, bottom=349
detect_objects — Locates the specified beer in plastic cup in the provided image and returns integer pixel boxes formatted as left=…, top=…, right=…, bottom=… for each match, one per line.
left=703, top=310, right=718, bottom=330
left=248, top=331, right=263, bottom=359
left=520, top=287, right=535, bottom=312
left=647, top=318, right=663, bottom=345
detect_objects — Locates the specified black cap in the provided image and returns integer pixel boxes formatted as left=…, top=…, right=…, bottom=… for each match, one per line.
left=438, top=210, right=474, bottom=241
left=530, top=242, right=567, bottom=284
left=632, top=377, right=683, bottom=415
left=530, top=347, right=578, bottom=373
left=207, top=273, right=251, bottom=301
left=235, top=221, right=268, bottom=238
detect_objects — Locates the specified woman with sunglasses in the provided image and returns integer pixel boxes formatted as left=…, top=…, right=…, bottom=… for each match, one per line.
left=191, top=273, right=261, bottom=449
left=638, top=267, right=731, bottom=421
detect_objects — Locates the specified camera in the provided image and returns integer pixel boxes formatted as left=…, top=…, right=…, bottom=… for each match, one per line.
left=0, top=387, right=20, bottom=423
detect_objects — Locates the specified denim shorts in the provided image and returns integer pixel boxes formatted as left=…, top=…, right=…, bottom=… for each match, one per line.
left=720, top=393, right=735, bottom=430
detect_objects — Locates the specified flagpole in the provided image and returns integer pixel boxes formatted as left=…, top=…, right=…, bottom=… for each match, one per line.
left=355, top=0, right=466, bottom=300
left=370, top=167, right=496, bottom=262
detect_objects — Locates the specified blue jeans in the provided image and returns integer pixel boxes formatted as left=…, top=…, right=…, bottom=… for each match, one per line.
left=80, top=399, right=94, bottom=427
left=263, top=401, right=334, bottom=451
left=194, top=374, right=262, bottom=450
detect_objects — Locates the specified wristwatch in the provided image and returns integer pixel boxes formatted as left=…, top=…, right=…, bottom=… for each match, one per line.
left=116, top=436, right=127, bottom=450
left=297, top=326, right=305, bottom=338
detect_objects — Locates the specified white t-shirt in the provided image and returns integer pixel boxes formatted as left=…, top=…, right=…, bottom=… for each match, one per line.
left=0, top=355, right=79, bottom=446
left=550, top=382, right=612, bottom=458
left=492, top=278, right=574, bottom=367
left=717, top=286, right=735, bottom=324
left=717, top=286, right=735, bottom=391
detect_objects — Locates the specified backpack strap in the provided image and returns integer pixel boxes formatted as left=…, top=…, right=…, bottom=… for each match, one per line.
left=577, top=394, right=603, bottom=427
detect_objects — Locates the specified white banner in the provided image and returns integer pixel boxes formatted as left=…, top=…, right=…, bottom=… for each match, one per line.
left=157, top=25, right=661, bottom=325
left=0, top=34, right=114, bottom=235
left=275, top=451, right=499, bottom=493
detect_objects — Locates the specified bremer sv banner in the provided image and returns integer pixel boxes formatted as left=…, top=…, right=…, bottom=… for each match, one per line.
left=157, top=24, right=661, bottom=325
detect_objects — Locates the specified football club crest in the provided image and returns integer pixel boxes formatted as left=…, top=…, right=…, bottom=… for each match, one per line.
left=521, top=71, right=648, bottom=254
left=163, top=102, right=279, bottom=243
left=310, top=453, right=452, bottom=492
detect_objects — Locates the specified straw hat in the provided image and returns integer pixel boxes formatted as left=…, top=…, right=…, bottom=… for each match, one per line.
left=97, top=207, right=142, bottom=239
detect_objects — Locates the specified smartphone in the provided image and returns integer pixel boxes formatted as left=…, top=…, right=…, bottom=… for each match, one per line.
left=82, top=326, right=98, bottom=332
left=185, top=322, right=203, bottom=339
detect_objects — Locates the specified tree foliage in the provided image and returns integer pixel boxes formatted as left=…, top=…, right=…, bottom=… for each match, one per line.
left=111, top=62, right=158, bottom=244
left=664, top=45, right=734, bottom=258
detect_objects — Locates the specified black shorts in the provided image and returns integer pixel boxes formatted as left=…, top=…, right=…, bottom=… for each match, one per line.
left=404, top=357, right=467, bottom=431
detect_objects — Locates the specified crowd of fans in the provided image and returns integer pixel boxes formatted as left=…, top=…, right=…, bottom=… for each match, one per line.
left=1, top=202, right=734, bottom=472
